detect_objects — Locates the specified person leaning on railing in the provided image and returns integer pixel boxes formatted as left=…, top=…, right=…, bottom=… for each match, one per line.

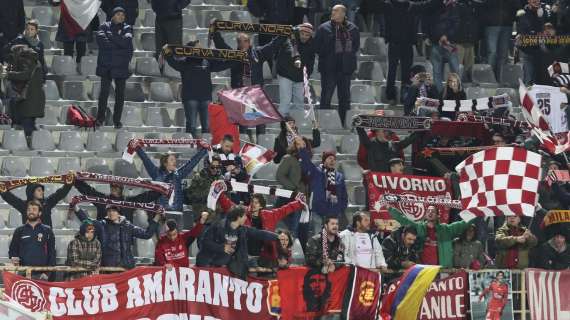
left=66, top=220, right=102, bottom=280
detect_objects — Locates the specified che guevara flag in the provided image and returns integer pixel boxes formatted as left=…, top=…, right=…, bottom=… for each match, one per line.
left=277, top=266, right=350, bottom=320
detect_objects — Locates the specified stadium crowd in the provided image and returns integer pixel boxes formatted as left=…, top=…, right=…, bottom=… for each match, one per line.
left=0, top=0, right=569, bottom=290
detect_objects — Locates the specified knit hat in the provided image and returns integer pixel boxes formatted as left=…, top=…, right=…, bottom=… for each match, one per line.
left=321, top=151, right=336, bottom=163
left=112, top=6, right=126, bottom=16
left=297, top=23, right=314, bottom=35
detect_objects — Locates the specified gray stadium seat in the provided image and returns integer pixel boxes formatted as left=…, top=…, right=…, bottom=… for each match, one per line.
left=86, top=131, right=114, bottom=153
left=113, top=159, right=139, bottom=178
left=500, top=64, right=523, bottom=88
left=352, top=185, right=366, bottom=206
left=51, top=209, right=67, bottom=229
left=91, top=81, right=115, bottom=100
left=317, top=109, right=344, bottom=131
left=149, top=82, right=174, bottom=102
left=163, top=61, right=181, bottom=79
left=122, top=107, right=144, bottom=127
left=471, top=64, right=497, bottom=85
left=229, top=10, right=253, bottom=23
left=45, top=80, right=61, bottom=100
left=36, top=106, right=59, bottom=125
left=136, top=238, right=156, bottom=259
left=38, top=29, right=53, bottom=49
left=313, top=134, right=337, bottom=153
left=51, top=55, right=78, bottom=76
left=8, top=209, right=23, bottom=228
left=289, top=110, right=313, bottom=133
left=57, top=158, right=81, bottom=174
left=58, top=131, right=84, bottom=152
left=205, top=0, right=232, bottom=4
left=56, top=236, right=74, bottom=258
left=84, top=158, right=111, bottom=174
left=174, top=108, right=186, bottom=127
left=31, top=7, right=56, bottom=26
left=357, top=61, right=385, bottom=82
left=132, top=210, right=149, bottom=228
left=2, top=157, right=27, bottom=177
left=2, top=130, right=29, bottom=151
left=143, top=10, right=156, bottom=28
left=198, top=10, right=223, bottom=28
left=135, top=57, right=161, bottom=77
left=79, top=55, right=97, bottom=76
left=362, top=37, right=387, bottom=60
left=125, top=82, right=146, bottom=102
left=339, top=160, right=363, bottom=181
left=351, top=84, right=376, bottom=104
left=182, top=13, right=198, bottom=29
left=29, top=157, right=57, bottom=176
left=257, top=134, right=276, bottom=150
left=340, top=135, right=359, bottom=154
left=466, top=87, right=497, bottom=100
left=115, top=131, right=138, bottom=151
left=63, top=81, right=88, bottom=101
left=140, top=32, right=156, bottom=52
left=253, top=162, right=278, bottom=180
left=31, top=129, right=56, bottom=151
left=145, top=107, right=172, bottom=127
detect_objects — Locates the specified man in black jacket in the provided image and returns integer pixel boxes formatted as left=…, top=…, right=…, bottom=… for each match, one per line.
left=517, top=0, right=552, bottom=84
left=381, top=225, right=419, bottom=270
left=9, top=200, right=56, bottom=280
left=151, top=0, right=190, bottom=59
left=1, top=177, right=74, bottom=228
left=196, top=205, right=278, bottom=279
left=356, top=126, right=416, bottom=172
left=0, top=0, right=25, bottom=63
left=314, top=4, right=360, bottom=126
left=455, top=0, right=486, bottom=81
left=483, top=0, right=520, bottom=79
left=536, top=232, right=570, bottom=270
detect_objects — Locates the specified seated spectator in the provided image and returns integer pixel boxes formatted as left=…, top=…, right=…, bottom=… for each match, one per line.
left=382, top=225, right=419, bottom=270
left=73, top=205, right=161, bottom=269
left=440, top=73, right=466, bottom=119
left=298, top=140, right=348, bottom=230
left=495, top=216, right=538, bottom=269
left=1, top=175, right=73, bottom=228
left=388, top=205, right=472, bottom=267
left=306, top=216, right=344, bottom=273
left=258, top=229, right=294, bottom=269
left=453, top=224, right=487, bottom=269
left=7, top=19, right=47, bottom=75
left=66, top=220, right=102, bottom=280
left=403, top=69, right=440, bottom=115
left=135, top=140, right=209, bottom=212
left=75, top=180, right=161, bottom=221
left=340, top=212, right=387, bottom=271
left=273, top=116, right=320, bottom=164
left=8, top=200, right=56, bottom=280
left=185, top=154, right=224, bottom=216
left=196, top=205, right=278, bottom=279
left=356, top=124, right=416, bottom=172
left=536, top=232, right=570, bottom=270
left=154, top=213, right=208, bottom=269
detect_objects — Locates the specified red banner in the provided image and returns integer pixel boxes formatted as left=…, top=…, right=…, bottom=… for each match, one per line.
left=366, top=172, right=452, bottom=223
left=418, top=272, right=468, bottom=320
left=218, top=85, right=283, bottom=127
left=343, top=266, right=382, bottom=320
left=2, top=267, right=274, bottom=320
left=527, top=269, right=570, bottom=320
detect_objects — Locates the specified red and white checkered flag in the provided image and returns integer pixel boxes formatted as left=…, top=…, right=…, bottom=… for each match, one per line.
left=455, top=147, right=542, bottom=220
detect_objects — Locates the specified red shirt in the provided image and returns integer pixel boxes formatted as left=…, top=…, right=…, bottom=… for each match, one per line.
left=154, top=223, right=204, bottom=268
left=421, top=226, right=439, bottom=265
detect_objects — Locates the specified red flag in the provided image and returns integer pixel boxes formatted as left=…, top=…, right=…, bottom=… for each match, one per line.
left=277, top=266, right=350, bottom=320
left=343, top=266, right=382, bottom=320
left=60, top=0, right=100, bottom=38
left=239, top=142, right=275, bottom=176
left=208, top=103, right=240, bottom=153
left=218, top=85, right=283, bottom=127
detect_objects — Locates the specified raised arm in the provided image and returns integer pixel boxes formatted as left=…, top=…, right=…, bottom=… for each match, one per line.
left=178, top=149, right=208, bottom=179
left=246, top=227, right=279, bottom=241
left=311, top=129, right=321, bottom=148
left=74, top=180, right=107, bottom=198
left=356, top=127, right=372, bottom=149
left=136, top=148, right=160, bottom=179
left=131, top=217, right=160, bottom=239
left=45, top=183, right=73, bottom=207
left=388, top=207, right=420, bottom=229
left=212, top=31, right=233, bottom=50
left=298, top=148, right=319, bottom=177
left=1, top=191, right=27, bottom=219
left=256, top=36, right=287, bottom=62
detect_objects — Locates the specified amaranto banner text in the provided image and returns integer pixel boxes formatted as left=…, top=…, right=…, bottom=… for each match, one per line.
left=3, top=267, right=272, bottom=320
left=366, top=172, right=453, bottom=223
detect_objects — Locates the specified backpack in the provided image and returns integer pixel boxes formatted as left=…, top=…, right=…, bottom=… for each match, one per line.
left=67, top=105, right=96, bottom=130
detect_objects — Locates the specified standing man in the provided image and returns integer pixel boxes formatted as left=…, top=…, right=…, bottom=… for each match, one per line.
left=314, top=4, right=360, bottom=126
left=495, top=215, right=538, bottom=269
left=9, top=201, right=56, bottom=280
left=340, top=212, right=387, bottom=271
left=154, top=214, right=208, bottom=269
left=455, top=0, right=485, bottom=81
left=102, top=0, right=140, bottom=26
left=306, top=216, right=344, bottom=273
left=151, top=0, right=190, bottom=59
left=95, top=7, right=134, bottom=129
left=517, top=0, right=550, bottom=85
left=483, top=0, right=520, bottom=80
left=0, top=0, right=25, bottom=63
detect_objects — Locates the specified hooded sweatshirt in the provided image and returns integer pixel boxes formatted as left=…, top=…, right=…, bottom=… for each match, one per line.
left=66, top=222, right=102, bottom=280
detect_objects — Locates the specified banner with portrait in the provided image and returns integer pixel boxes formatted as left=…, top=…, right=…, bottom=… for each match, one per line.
left=468, top=270, right=514, bottom=320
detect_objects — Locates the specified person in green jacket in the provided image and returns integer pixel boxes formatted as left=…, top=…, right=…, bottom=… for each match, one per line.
left=388, top=205, right=473, bottom=267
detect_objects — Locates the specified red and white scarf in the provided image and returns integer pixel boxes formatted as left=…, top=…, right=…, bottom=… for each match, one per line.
left=0, top=174, right=74, bottom=193
left=76, top=171, right=173, bottom=197
left=69, top=195, right=165, bottom=214
left=122, top=138, right=208, bottom=163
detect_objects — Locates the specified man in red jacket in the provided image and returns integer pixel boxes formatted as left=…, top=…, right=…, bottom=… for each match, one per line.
left=154, top=212, right=208, bottom=269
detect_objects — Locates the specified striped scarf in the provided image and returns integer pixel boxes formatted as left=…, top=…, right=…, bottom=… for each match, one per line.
left=417, top=94, right=511, bottom=112
left=69, top=195, right=165, bottom=214
left=334, top=21, right=352, bottom=53
left=76, top=172, right=173, bottom=197
left=321, top=227, right=329, bottom=274
left=0, top=174, right=74, bottom=193
left=122, top=138, right=208, bottom=163
left=323, top=166, right=337, bottom=200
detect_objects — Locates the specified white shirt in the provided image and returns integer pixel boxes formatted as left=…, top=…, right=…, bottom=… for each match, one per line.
left=354, top=232, right=374, bottom=268
left=528, top=85, right=569, bottom=133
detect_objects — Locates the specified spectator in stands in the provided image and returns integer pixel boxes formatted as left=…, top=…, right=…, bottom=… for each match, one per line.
left=8, top=200, right=56, bottom=280
left=211, top=28, right=287, bottom=137
left=73, top=205, right=161, bottom=269
left=66, top=220, right=102, bottom=280
left=135, top=140, right=209, bottom=212
left=389, top=158, right=405, bottom=174
left=483, top=0, right=520, bottom=80
left=517, top=0, right=551, bottom=84
left=332, top=0, right=363, bottom=22
left=185, top=154, right=223, bottom=216
left=426, top=0, right=460, bottom=93
left=7, top=20, right=47, bottom=76
left=551, top=0, right=570, bottom=34
left=340, top=212, right=387, bottom=271
left=212, top=135, right=248, bottom=185
left=196, top=205, right=278, bottom=279
left=355, top=124, right=416, bottom=172
left=440, top=73, right=466, bottom=119
left=495, top=215, right=538, bottom=269
left=454, top=0, right=484, bottom=82
left=388, top=205, right=473, bottom=267
left=102, top=0, right=139, bottom=26
left=378, top=0, right=440, bottom=104
left=382, top=225, right=419, bottom=270
left=75, top=180, right=162, bottom=221
left=453, top=224, right=487, bottom=269
left=276, top=23, right=316, bottom=116
left=0, top=0, right=25, bottom=63
left=403, top=67, right=439, bottom=115
left=306, top=216, right=344, bottom=273
left=50, top=0, right=97, bottom=65
left=258, top=229, right=294, bottom=269
left=293, top=0, right=310, bottom=25
left=298, top=140, right=348, bottom=231
left=1, top=178, right=73, bottom=228
left=314, top=4, right=360, bottom=126
left=163, top=42, right=231, bottom=136
left=95, top=7, right=134, bottom=129
left=537, top=231, right=570, bottom=269
left=154, top=214, right=208, bottom=269
left=5, top=44, right=46, bottom=141
left=151, top=0, right=189, bottom=59
left=273, top=116, right=320, bottom=164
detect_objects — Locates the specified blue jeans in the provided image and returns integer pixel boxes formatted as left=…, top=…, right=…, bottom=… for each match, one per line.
left=183, top=99, right=209, bottom=136
left=278, top=75, right=305, bottom=116
left=430, top=44, right=459, bottom=93
left=485, top=26, right=512, bottom=80
left=520, top=51, right=539, bottom=85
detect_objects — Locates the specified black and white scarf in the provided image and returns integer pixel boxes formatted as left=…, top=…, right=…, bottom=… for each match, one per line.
left=417, top=94, right=511, bottom=112
left=323, top=166, right=337, bottom=203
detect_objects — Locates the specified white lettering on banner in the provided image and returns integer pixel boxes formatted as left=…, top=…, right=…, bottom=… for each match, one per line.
left=143, top=271, right=165, bottom=304
left=164, top=268, right=180, bottom=301
left=127, top=277, right=144, bottom=308
left=179, top=267, right=196, bottom=301
left=82, top=286, right=101, bottom=315
left=212, top=273, right=230, bottom=307
left=528, top=270, right=570, bottom=320
left=66, top=288, right=83, bottom=316
left=50, top=284, right=119, bottom=316
left=372, top=175, right=446, bottom=192
left=246, top=283, right=263, bottom=313
left=230, top=278, right=248, bottom=311
left=136, top=315, right=221, bottom=320
left=196, top=270, right=213, bottom=304
left=101, top=284, right=119, bottom=312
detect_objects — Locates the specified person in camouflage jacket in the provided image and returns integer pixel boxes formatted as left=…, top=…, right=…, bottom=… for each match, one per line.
left=185, top=154, right=223, bottom=215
